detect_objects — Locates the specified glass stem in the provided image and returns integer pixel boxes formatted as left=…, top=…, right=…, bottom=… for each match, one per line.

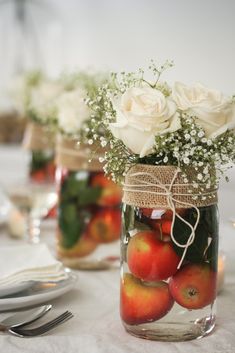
left=27, top=216, right=41, bottom=244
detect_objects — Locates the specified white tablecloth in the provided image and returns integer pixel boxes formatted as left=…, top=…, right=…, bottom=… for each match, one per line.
left=0, top=145, right=235, bottom=353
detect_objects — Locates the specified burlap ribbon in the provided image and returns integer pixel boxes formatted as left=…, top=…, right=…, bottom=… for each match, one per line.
left=22, top=122, right=55, bottom=151
left=123, top=164, right=218, bottom=209
left=55, top=136, right=105, bottom=172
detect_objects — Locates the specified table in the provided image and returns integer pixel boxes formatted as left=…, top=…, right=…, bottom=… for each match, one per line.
left=0, top=145, right=235, bottom=353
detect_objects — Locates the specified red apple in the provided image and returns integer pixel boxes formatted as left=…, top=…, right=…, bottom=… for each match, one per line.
left=90, top=173, right=122, bottom=206
left=142, top=208, right=187, bottom=240
left=169, top=263, right=217, bottom=309
left=45, top=161, right=56, bottom=181
left=161, top=220, right=172, bottom=235
left=87, top=208, right=121, bottom=243
left=30, top=169, right=46, bottom=183
left=140, top=208, right=155, bottom=218
left=160, top=211, right=187, bottom=236
left=120, top=273, right=174, bottom=325
left=127, top=231, right=180, bottom=281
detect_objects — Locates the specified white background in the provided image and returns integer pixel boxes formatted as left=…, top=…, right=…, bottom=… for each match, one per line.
left=0, top=0, right=235, bottom=97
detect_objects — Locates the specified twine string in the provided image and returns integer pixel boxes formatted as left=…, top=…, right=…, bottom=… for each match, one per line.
left=123, top=169, right=203, bottom=269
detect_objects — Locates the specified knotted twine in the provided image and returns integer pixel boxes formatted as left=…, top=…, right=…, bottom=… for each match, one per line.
left=123, top=164, right=218, bottom=268
left=55, top=135, right=105, bottom=171
left=22, top=122, right=55, bottom=151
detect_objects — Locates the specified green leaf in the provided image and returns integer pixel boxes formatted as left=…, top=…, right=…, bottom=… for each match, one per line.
left=61, top=203, right=77, bottom=223
left=59, top=218, right=83, bottom=249
left=58, top=202, right=90, bottom=249
left=172, top=206, right=218, bottom=269
left=31, top=150, right=54, bottom=172
left=65, top=174, right=88, bottom=198
left=61, top=171, right=102, bottom=206
left=77, top=186, right=102, bottom=206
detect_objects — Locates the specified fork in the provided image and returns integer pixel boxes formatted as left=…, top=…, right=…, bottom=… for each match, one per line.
left=8, top=311, right=73, bottom=337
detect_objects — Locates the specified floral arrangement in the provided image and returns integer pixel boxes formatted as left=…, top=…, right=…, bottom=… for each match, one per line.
left=28, top=76, right=64, bottom=126
left=86, top=61, right=235, bottom=193
left=9, top=70, right=42, bottom=118
left=54, top=72, right=106, bottom=138
left=11, top=70, right=105, bottom=136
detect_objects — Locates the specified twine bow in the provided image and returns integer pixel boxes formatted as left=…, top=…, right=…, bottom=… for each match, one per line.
left=123, top=168, right=202, bottom=269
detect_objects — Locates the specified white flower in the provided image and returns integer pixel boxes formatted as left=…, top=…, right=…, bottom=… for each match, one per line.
left=30, top=80, right=64, bottom=123
left=185, top=133, right=191, bottom=140
left=163, top=156, right=168, bottom=163
left=197, top=173, right=203, bottom=180
left=172, top=82, right=235, bottom=138
left=109, top=86, right=180, bottom=157
left=56, top=89, right=90, bottom=134
left=198, top=130, right=204, bottom=138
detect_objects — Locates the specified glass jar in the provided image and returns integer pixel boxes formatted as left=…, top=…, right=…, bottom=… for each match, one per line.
left=120, top=203, right=218, bottom=341
left=29, top=150, right=56, bottom=183
left=56, top=167, right=122, bottom=269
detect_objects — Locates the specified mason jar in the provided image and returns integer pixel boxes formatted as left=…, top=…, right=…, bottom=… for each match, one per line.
left=120, top=164, right=218, bottom=341
left=29, top=149, right=55, bottom=183
left=55, top=137, right=122, bottom=269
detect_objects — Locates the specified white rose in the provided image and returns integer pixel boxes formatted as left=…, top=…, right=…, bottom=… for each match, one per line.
left=56, top=89, right=90, bottom=134
left=172, top=82, right=235, bottom=138
left=109, top=86, right=180, bottom=157
left=29, top=81, right=63, bottom=122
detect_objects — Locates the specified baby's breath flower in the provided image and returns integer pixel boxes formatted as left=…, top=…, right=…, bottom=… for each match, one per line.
left=185, top=134, right=191, bottom=140
left=86, top=62, right=235, bottom=190
left=198, top=131, right=204, bottom=138
left=197, top=173, right=203, bottom=181
left=163, top=156, right=168, bottom=163
left=183, top=157, right=190, bottom=164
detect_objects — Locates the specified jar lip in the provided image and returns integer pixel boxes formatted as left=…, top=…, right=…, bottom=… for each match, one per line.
left=55, top=136, right=105, bottom=172
left=23, top=121, right=55, bottom=151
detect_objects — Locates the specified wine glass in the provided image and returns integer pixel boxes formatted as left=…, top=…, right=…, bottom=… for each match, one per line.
left=6, top=182, right=57, bottom=244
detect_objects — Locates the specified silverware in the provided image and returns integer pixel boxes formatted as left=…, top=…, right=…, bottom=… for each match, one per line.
left=9, top=310, right=73, bottom=337
left=0, top=304, right=52, bottom=331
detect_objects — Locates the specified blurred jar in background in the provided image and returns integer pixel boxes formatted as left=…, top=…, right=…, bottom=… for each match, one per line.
left=55, top=137, right=122, bottom=270
left=22, top=122, right=56, bottom=184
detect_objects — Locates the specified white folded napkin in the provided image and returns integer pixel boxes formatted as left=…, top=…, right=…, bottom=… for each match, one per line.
left=0, top=244, right=68, bottom=288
